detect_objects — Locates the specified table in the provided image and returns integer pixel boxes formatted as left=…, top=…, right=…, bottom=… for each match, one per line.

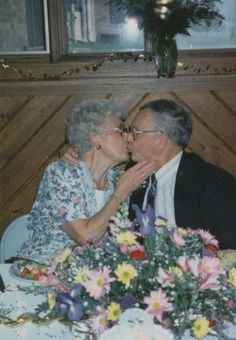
left=0, top=264, right=79, bottom=340
left=1, top=264, right=236, bottom=340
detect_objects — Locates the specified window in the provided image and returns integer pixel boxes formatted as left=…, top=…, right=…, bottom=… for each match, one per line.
left=66, top=0, right=144, bottom=53
left=0, top=0, right=235, bottom=61
left=0, top=0, right=49, bottom=54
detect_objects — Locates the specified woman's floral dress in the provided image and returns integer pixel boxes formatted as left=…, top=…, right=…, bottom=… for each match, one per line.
left=17, top=161, right=116, bottom=263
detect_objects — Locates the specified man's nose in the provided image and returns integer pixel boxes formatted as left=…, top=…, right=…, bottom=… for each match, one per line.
left=126, top=131, right=134, bottom=142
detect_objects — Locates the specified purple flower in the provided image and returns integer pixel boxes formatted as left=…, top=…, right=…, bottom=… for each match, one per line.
left=56, top=290, right=83, bottom=321
left=70, top=284, right=83, bottom=298
left=132, top=204, right=155, bottom=236
left=120, top=294, right=137, bottom=311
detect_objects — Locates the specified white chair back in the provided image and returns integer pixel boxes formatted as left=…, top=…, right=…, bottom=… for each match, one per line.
left=0, top=214, right=30, bottom=262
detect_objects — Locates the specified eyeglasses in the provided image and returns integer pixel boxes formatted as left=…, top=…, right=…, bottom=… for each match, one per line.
left=125, top=126, right=163, bottom=140
left=105, top=124, right=126, bottom=136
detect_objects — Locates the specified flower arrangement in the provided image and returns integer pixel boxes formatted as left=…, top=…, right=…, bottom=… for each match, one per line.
left=108, top=0, right=224, bottom=39
left=11, top=204, right=236, bottom=339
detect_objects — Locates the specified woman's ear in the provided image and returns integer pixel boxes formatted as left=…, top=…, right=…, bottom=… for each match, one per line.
left=90, top=134, right=103, bottom=150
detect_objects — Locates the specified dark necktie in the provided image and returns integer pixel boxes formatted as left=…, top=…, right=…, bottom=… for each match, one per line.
left=145, top=174, right=158, bottom=210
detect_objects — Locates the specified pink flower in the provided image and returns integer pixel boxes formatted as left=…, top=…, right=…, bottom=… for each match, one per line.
left=171, top=231, right=185, bottom=248
left=196, top=229, right=219, bottom=248
left=120, top=245, right=129, bottom=254
left=200, top=257, right=221, bottom=276
left=144, top=289, right=173, bottom=322
left=199, top=273, right=220, bottom=290
left=188, top=259, right=201, bottom=277
left=177, top=256, right=189, bottom=272
left=157, top=268, right=173, bottom=287
left=91, top=309, right=108, bottom=335
left=84, top=266, right=115, bottom=300
left=227, top=300, right=234, bottom=310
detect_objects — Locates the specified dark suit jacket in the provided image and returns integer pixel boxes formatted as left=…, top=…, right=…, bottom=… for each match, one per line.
left=129, top=152, right=236, bottom=249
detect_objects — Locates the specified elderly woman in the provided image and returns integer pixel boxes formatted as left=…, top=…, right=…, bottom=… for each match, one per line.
left=17, top=99, right=157, bottom=262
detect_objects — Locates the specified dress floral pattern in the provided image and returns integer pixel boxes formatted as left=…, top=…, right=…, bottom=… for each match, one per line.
left=17, top=161, right=116, bottom=263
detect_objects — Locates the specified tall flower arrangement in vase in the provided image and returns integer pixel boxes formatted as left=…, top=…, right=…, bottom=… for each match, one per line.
left=108, top=0, right=224, bottom=77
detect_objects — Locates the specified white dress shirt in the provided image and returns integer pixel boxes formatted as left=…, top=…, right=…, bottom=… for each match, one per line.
left=143, top=151, right=183, bottom=226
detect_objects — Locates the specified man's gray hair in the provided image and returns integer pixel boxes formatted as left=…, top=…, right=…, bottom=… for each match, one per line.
left=140, top=99, right=193, bottom=148
left=66, top=99, right=126, bottom=154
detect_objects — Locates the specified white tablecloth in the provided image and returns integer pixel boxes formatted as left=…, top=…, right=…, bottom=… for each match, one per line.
left=1, top=264, right=236, bottom=340
left=0, top=264, right=79, bottom=340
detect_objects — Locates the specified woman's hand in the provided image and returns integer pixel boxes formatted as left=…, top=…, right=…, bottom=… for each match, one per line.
left=60, top=145, right=79, bottom=165
left=115, top=160, right=160, bottom=201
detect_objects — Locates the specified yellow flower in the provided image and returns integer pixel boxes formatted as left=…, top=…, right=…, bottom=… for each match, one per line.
left=169, top=266, right=183, bottom=278
left=192, top=317, right=209, bottom=339
left=99, top=315, right=107, bottom=326
left=115, top=262, right=136, bottom=287
left=177, top=227, right=188, bottom=236
left=47, top=293, right=56, bottom=310
left=74, top=266, right=90, bottom=284
left=107, top=302, right=122, bottom=321
left=116, top=231, right=137, bottom=246
left=228, top=268, right=236, bottom=289
left=59, top=248, right=71, bottom=263
left=155, top=218, right=167, bottom=227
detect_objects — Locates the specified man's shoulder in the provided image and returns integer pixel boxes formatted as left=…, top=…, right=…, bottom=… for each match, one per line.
left=180, top=152, right=235, bottom=183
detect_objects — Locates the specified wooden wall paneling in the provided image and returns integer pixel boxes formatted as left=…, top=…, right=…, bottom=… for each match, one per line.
left=0, top=96, right=32, bottom=130
left=0, top=149, right=60, bottom=237
left=173, top=91, right=236, bottom=153
left=0, top=95, right=74, bottom=210
left=0, top=95, right=70, bottom=170
left=125, top=92, right=163, bottom=125
left=189, top=118, right=236, bottom=177
left=213, top=90, right=236, bottom=114
left=1, top=75, right=236, bottom=95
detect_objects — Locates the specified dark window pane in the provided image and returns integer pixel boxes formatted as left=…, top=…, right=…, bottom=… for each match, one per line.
left=0, top=0, right=48, bottom=53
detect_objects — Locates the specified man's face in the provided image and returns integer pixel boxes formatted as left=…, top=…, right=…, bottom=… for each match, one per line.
left=127, top=108, right=163, bottom=162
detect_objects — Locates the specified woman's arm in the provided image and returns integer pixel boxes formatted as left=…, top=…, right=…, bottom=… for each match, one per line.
left=62, top=160, right=158, bottom=245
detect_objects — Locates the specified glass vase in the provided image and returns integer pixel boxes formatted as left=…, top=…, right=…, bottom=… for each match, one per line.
left=154, top=37, right=178, bottom=78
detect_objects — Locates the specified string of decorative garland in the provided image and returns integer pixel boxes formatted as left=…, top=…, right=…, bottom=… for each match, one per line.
left=1, top=53, right=236, bottom=81
left=0, top=312, right=62, bottom=327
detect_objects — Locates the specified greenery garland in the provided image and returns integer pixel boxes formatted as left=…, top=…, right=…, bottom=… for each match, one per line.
left=1, top=53, right=236, bottom=81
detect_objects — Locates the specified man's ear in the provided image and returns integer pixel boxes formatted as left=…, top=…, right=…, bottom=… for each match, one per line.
left=154, top=131, right=168, bottom=149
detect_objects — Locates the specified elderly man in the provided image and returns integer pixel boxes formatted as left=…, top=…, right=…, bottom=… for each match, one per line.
left=127, top=99, right=236, bottom=249
left=62, top=99, right=236, bottom=249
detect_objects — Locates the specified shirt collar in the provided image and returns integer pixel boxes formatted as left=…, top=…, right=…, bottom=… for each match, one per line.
left=155, top=151, right=183, bottom=185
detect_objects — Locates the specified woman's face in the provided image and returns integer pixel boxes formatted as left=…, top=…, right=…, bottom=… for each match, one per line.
left=99, top=115, right=129, bottom=164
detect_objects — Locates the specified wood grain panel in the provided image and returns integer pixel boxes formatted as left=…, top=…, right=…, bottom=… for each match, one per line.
left=0, top=95, right=74, bottom=210
left=214, top=90, right=236, bottom=115
left=0, top=150, right=59, bottom=237
left=0, top=96, right=31, bottom=130
left=0, top=95, right=69, bottom=170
